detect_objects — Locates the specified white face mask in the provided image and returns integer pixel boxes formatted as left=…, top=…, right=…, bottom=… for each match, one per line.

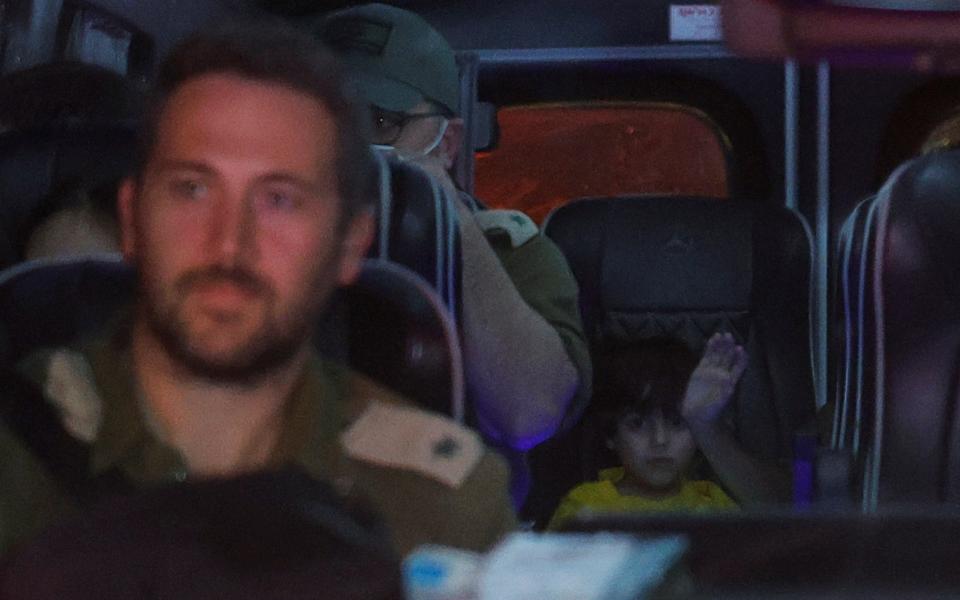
left=372, top=118, right=449, bottom=162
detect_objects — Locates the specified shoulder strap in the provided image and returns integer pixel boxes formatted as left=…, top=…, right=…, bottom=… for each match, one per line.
left=0, top=364, right=132, bottom=505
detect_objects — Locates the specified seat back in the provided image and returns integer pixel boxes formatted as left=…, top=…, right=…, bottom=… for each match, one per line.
left=830, top=195, right=882, bottom=506
left=0, top=257, right=463, bottom=419
left=833, top=196, right=876, bottom=450
left=544, top=196, right=816, bottom=462
left=862, top=150, right=960, bottom=508
left=0, top=256, right=133, bottom=364
left=0, top=122, right=136, bottom=266
left=524, top=196, right=815, bottom=524
left=339, top=259, right=464, bottom=420
left=369, top=154, right=462, bottom=323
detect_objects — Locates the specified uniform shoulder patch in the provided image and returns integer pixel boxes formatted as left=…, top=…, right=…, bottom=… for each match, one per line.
left=340, top=400, right=483, bottom=489
left=41, top=349, right=104, bottom=443
left=473, top=209, right=539, bottom=248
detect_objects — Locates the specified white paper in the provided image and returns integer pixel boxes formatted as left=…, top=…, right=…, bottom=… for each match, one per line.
left=478, top=533, right=687, bottom=600
left=669, top=5, right=723, bottom=42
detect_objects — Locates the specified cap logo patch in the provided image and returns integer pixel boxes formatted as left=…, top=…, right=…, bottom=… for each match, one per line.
left=324, top=17, right=392, bottom=56
left=664, top=231, right=695, bottom=255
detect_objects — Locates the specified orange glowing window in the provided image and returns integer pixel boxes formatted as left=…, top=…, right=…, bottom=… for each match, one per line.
left=474, top=103, right=730, bottom=224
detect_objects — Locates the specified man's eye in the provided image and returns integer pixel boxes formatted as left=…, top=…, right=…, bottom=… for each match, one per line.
left=171, top=179, right=208, bottom=200
left=372, top=108, right=402, bottom=130
left=259, top=189, right=299, bottom=211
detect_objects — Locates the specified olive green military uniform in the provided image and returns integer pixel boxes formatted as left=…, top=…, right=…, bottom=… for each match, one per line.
left=1, top=324, right=516, bottom=558
left=474, top=206, right=592, bottom=429
left=471, top=205, right=593, bottom=508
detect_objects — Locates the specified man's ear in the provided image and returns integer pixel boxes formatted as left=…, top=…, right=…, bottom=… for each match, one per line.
left=438, top=117, right=464, bottom=171
left=117, top=178, right=138, bottom=261
left=336, top=208, right=375, bottom=286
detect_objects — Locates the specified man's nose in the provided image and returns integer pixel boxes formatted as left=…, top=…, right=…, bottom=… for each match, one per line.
left=209, top=193, right=256, bottom=264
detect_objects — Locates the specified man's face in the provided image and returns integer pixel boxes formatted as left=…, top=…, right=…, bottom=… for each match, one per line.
left=370, top=100, right=453, bottom=180
left=119, top=74, right=370, bottom=382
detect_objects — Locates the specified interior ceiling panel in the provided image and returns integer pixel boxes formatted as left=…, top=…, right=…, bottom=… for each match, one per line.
left=256, top=0, right=432, bottom=17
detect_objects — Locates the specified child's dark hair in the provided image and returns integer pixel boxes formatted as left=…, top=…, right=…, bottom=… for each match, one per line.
left=596, top=336, right=699, bottom=424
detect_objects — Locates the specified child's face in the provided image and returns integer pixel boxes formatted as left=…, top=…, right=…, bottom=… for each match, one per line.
left=613, top=408, right=696, bottom=490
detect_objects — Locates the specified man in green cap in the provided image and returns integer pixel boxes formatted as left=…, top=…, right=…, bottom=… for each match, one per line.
left=321, top=4, right=592, bottom=504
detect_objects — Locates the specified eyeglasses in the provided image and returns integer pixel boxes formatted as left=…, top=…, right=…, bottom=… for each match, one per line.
left=370, top=105, right=447, bottom=146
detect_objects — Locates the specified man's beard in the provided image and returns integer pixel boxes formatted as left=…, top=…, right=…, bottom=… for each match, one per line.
left=140, top=264, right=331, bottom=385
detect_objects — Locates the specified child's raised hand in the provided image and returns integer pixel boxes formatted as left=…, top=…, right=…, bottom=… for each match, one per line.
left=682, top=332, right=749, bottom=425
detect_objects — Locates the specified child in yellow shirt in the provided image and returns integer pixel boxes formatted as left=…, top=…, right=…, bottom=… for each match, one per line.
left=549, top=333, right=758, bottom=529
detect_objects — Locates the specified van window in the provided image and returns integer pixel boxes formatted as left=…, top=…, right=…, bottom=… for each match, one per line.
left=474, top=103, right=731, bottom=223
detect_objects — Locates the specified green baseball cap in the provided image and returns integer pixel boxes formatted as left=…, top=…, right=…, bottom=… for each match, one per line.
left=319, top=3, right=459, bottom=114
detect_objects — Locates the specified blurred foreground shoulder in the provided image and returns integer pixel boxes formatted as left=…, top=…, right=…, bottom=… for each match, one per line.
left=338, top=370, right=517, bottom=555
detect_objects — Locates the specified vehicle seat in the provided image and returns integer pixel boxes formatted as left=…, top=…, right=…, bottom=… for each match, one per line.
left=335, top=259, right=464, bottom=420
left=368, top=153, right=462, bottom=322
left=0, top=122, right=136, bottom=266
left=0, top=256, right=463, bottom=419
left=861, top=150, right=960, bottom=508
left=536, top=196, right=816, bottom=516
left=833, top=195, right=879, bottom=451
left=830, top=194, right=881, bottom=507
left=0, top=256, right=133, bottom=362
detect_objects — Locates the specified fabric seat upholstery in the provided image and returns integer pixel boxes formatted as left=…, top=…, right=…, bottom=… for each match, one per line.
left=829, top=195, right=881, bottom=507
left=368, top=155, right=461, bottom=322
left=545, top=195, right=816, bottom=460
left=531, top=196, right=816, bottom=519
left=861, top=150, right=960, bottom=507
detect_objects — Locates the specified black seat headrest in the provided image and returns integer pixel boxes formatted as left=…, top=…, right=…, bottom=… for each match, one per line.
left=0, top=122, right=137, bottom=264
left=367, top=156, right=461, bottom=321
left=545, top=196, right=784, bottom=349
left=342, top=260, right=464, bottom=419
left=869, top=149, right=960, bottom=505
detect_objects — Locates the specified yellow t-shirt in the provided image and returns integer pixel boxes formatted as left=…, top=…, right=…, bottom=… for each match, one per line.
left=547, top=467, right=737, bottom=530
